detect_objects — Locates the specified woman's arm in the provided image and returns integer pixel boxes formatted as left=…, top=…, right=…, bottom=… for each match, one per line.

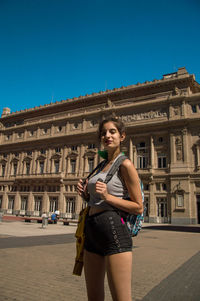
left=95, top=159, right=143, bottom=215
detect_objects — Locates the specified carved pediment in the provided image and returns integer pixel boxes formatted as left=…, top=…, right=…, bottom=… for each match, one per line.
left=51, top=153, right=61, bottom=160
left=0, top=158, right=7, bottom=164
left=37, top=154, right=46, bottom=161
left=67, top=151, right=78, bottom=158
left=23, top=156, right=32, bottom=162
left=11, top=157, right=19, bottom=163
left=84, top=150, right=96, bottom=157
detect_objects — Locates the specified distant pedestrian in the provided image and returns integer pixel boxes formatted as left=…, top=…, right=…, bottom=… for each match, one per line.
left=51, top=212, right=57, bottom=224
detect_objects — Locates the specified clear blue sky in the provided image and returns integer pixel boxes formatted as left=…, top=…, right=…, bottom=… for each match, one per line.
left=0, top=0, right=200, bottom=115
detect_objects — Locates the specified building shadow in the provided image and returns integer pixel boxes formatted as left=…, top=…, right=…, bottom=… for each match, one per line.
left=143, top=225, right=200, bottom=233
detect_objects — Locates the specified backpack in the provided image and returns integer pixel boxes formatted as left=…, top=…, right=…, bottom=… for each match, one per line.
left=87, top=154, right=144, bottom=237
left=126, top=180, right=144, bottom=236
left=103, top=154, right=144, bottom=237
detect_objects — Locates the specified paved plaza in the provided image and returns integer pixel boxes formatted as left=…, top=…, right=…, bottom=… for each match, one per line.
left=0, top=218, right=200, bottom=301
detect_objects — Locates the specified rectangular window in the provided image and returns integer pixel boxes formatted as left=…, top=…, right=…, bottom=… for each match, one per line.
left=66, top=198, right=75, bottom=217
left=137, top=156, right=148, bottom=169
left=158, top=154, right=167, bottom=168
left=34, top=196, right=42, bottom=211
left=21, top=197, right=28, bottom=210
left=177, top=194, right=184, bottom=207
left=8, top=196, right=15, bottom=210
left=0, top=195, right=2, bottom=209
left=191, top=105, right=197, bottom=113
left=88, top=158, right=94, bottom=173
left=1, top=164, right=6, bottom=176
left=54, top=160, right=60, bottom=173
left=39, top=161, right=44, bottom=174
left=13, top=163, right=18, bottom=176
left=49, top=197, right=58, bottom=212
left=157, top=197, right=167, bottom=217
left=70, top=159, right=76, bottom=173
left=26, top=162, right=30, bottom=175
left=88, top=144, right=96, bottom=149
left=156, top=183, right=160, bottom=191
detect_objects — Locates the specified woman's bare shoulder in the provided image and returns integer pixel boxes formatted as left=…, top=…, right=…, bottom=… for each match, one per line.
left=121, top=158, right=134, bottom=169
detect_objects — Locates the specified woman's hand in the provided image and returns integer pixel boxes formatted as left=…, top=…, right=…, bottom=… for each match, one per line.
left=95, top=181, right=109, bottom=201
left=77, top=179, right=89, bottom=199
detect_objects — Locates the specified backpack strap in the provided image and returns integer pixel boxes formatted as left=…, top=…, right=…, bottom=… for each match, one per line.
left=84, top=159, right=106, bottom=183
left=104, top=155, right=128, bottom=184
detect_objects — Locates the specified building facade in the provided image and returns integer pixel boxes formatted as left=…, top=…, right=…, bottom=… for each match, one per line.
left=0, top=67, right=200, bottom=224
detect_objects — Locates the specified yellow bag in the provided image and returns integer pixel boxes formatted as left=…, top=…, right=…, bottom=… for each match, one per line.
left=73, top=206, right=89, bottom=276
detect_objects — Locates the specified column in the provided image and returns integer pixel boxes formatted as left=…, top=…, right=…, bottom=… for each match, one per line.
left=149, top=181, right=156, bottom=223
left=50, top=124, right=54, bottom=136
left=14, top=191, right=21, bottom=212
left=5, top=154, right=12, bottom=178
left=150, top=136, right=155, bottom=169
left=67, top=157, right=70, bottom=174
left=61, top=146, right=66, bottom=172
left=82, top=118, right=86, bottom=131
left=44, top=157, right=47, bottom=174
left=46, top=149, right=51, bottom=173
left=196, top=145, right=200, bottom=169
left=42, top=187, right=49, bottom=213
left=19, top=152, right=25, bottom=175
left=79, top=145, right=84, bottom=177
left=65, top=121, right=70, bottom=135
left=75, top=156, right=79, bottom=175
left=129, top=138, right=133, bottom=162
left=170, top=133, right=175, bottom=164
left=133, top=146, right=137, bottom=168
left=181, top=100, right=186, bottom=117
left=31, top=151, right=37, bottom=174
left=1, top=186, right=8, bottom=213
left=27, top=190, right=34, bottom=215
left=36, top=127, right=40, bottom=138
left=58, top=184, right=64, bottom=214
left=182, top=128, right=189, bottom=164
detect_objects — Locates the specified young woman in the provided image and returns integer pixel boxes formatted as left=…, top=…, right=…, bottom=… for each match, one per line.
left=77, top=117, right=143, bottom=301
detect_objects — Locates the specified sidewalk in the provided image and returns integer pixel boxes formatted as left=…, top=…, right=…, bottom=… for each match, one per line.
left=0, top=219, right=200, bottom=300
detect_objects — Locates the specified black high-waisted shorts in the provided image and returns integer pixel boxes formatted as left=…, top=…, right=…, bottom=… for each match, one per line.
left=84, top=210, right=132, bottom=256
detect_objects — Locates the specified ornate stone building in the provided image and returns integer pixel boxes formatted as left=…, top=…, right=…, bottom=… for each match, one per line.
left=0, top=67, right=200, bottom=224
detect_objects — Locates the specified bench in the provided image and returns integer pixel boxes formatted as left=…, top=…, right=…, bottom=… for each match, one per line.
left=63, top=219, right=78, bottom=226
left=23, top=217, right=54, bottom=224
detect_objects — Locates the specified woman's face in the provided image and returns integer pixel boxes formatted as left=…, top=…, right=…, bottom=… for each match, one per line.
left=100, top=122, right=125, bottom=150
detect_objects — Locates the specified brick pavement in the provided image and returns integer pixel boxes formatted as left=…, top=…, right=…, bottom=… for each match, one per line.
left=0, top=221, right=200, bottom=301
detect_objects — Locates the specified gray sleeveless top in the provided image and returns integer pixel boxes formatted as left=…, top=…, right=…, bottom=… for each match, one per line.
left=87, top=154, right=129, bottom=210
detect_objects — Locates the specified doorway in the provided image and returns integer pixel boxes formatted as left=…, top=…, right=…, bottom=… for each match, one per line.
left=197, top=195, right=200, bottom=224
